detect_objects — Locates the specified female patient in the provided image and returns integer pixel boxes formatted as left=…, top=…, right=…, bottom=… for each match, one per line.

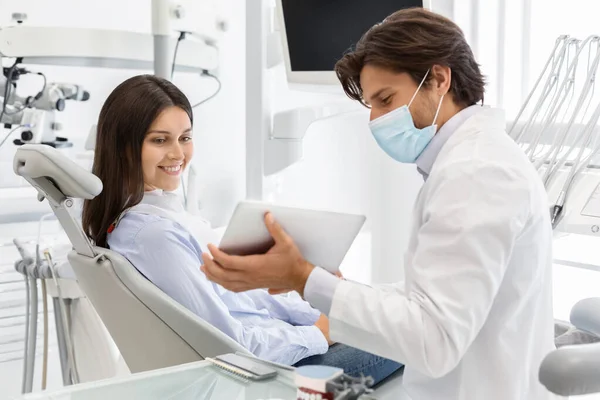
left=82, top=75, right=401, bottom=384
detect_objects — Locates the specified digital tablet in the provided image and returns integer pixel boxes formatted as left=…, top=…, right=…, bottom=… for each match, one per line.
left=218, top=201, right=366, bottom=273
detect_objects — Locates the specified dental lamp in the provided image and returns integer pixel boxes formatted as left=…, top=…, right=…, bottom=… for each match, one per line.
left=0, top=71, right=90, bottom=147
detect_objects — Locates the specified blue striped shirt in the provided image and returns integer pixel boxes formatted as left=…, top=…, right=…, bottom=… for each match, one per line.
left=107, top=211, right=328, bottom=365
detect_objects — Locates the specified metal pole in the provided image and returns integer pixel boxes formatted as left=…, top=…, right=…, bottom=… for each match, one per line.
left=496, top=0, right=507, bottom=108
left=469, top=0, right=480, bottom=59
left=245, top=0, right=270, bottom=200
left=152, top=0, right=174, bottom=80
left=153, top=36, right=172, bottom=80
left=521, top=0, right=533, bottom=102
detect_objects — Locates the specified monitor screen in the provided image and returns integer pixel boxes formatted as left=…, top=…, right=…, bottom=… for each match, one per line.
left=280, top=0, right=424, bottom=74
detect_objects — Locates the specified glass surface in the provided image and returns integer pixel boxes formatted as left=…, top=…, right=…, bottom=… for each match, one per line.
left=12, top=361, right=297, bottom=400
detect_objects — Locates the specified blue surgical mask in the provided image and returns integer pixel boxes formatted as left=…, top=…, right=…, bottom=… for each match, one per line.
left=368, top=70, right=444, bottom=163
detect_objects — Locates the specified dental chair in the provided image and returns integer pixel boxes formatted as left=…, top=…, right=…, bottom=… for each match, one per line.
left=13, top=144, right=250, bottom=375
left=540, top=297, right=600, bottom=396
left=13, top=144, right=408, bottom=399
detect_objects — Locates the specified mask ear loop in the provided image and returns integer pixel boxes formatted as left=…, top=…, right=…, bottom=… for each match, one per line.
left=408, top=69, right=431, bottom=108
left=432, top=95, right=445, bottom=126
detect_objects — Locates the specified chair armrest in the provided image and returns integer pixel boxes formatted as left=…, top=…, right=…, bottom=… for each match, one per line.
left=539, top=342, right=600, bottom=396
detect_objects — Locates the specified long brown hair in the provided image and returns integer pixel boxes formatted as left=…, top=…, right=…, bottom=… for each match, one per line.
left=82, top=75, right=193, bottom=248
left=335, top=7, right=485, bottom=107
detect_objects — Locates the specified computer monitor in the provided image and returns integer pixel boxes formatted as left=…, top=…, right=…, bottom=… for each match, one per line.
left=276, top=0, right=431, bottom=87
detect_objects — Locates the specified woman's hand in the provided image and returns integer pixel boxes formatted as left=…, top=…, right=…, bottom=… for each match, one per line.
left=201, top=213, right=315, bottom=296
left=314, top=314, right=335, bottom=346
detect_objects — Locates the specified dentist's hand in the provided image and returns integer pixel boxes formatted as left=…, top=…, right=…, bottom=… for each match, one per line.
left=201, top=213, right=315, bottom=296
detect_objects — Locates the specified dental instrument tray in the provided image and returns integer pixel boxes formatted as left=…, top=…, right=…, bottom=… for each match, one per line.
left=219, top=201, right=366, bottom=273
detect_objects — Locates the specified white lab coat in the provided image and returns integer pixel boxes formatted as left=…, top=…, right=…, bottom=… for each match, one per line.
left=328, top=108, right=560, bottom=399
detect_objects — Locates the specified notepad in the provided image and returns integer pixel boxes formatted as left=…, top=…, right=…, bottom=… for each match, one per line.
left=206, top=353, right=278, bottom=382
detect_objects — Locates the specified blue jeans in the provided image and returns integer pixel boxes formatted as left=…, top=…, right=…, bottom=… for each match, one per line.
left=293, top=344, right=403, bottom=386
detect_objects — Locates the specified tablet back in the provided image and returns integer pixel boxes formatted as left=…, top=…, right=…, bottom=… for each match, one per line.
left=218, top=201, right=366, bottom=273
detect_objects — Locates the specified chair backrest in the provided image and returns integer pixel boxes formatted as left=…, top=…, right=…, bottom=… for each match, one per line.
left=13, top=144, right=249, bottom=373
left=68, top=248, right=248, bottom=372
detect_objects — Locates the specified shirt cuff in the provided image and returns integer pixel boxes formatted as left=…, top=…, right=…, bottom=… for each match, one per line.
left=287, top=292, right=322, bottom=325
left=304, top=267, right=341, bottom=316
left=299, top=325, right=329, bottom=357
left=305, top=303, right=323, bottom=325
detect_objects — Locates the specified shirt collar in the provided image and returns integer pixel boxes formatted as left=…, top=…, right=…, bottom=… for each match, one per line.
left=141, top=189, right=184, bottom=213
left=416, top=105, right=482, bottom=180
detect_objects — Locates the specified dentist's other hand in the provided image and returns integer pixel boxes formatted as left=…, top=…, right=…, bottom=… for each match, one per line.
left=201, top=213, right=315, bottom=295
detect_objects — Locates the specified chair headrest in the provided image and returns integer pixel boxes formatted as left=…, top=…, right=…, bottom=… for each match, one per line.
left=14, top=144, right=102, bottom=199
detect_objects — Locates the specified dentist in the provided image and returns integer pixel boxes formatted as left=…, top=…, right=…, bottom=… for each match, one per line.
left=202, top=8, right=558, bottom=400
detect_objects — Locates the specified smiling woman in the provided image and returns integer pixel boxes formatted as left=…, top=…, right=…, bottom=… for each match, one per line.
left=142, top=107, right=194, bottom=192
left=81, top=74, right=194, bottom=248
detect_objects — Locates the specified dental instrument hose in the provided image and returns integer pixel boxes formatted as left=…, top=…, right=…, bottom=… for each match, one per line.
left=41, top=279, right=48, bottom=390
left=171, top=31, right=187, bottom=79
left=550, top=89, right=600, bottom=227
left=549, top=111, right=596, bottom=226
left=541, top=36, right=600, bottom=183
left=21, top=276, right=30, bottom=394
left=0, top=125, right=25, bottom=149
left=517, top=40, right=570, bottom=146
left=557, top=118, right=600, bottom=219
left=36, top=212, right=52, bottom=389
left=528, top=40, right=580, bottom=159
left=44, top=250, right=80, bottom=385
left=509, top=36, right=567, bottom=138
left=192, top=71, right=221, bottom=108
left=526, top=40, right=579, bottom=170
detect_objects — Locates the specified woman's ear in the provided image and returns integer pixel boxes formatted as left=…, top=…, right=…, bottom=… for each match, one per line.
left=431, top=64, right=452, bottom=96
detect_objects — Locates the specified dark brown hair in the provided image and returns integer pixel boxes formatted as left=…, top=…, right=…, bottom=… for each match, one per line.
left=82, top=75, right=193, bottom=248
left=335, top=8, right=485, bottom=107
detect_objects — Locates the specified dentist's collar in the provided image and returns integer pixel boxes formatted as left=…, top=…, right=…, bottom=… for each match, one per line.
left=416, top=105, right=482, bottom=180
